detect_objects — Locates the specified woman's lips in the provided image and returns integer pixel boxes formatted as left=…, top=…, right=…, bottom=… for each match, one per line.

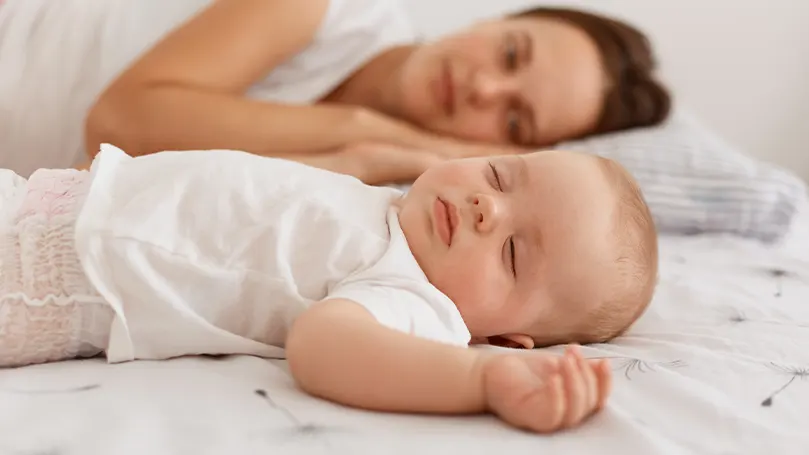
left=434, top=59, right=455, bottom=117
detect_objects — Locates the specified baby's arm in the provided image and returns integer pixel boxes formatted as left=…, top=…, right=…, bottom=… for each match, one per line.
left=286, top=299, right=611, bottom=433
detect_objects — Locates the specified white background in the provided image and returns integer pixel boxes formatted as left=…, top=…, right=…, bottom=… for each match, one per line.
left=403, top=0, right=809, bottom=181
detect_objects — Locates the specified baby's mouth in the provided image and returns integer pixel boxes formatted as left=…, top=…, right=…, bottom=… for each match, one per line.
left=444, top=200, right=453, bottom=244
left=434, top=197, right=456, bottom=247
left=442, top=198, right=459, bottom=245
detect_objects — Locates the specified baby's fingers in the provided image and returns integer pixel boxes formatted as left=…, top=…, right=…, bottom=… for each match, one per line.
left=561, top=348, right=587, bottom=428
left=491, top=358, right=567, bottom=434
left=573, top=347, right=598, bottom=414
left=595, top=359, right=613, bottom=410
left=525, top=353, right=561, bottom=378
left=533, top=374, right=566, bottom=433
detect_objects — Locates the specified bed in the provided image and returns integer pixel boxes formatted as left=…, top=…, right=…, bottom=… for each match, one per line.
left=1, top=206, right=808, bottom=455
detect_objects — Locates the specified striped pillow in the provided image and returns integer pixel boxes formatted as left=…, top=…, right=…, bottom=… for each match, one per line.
left=557, top=111, right=807, bottom=243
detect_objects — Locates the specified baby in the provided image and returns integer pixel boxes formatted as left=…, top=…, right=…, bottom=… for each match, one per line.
left=0, top=144, right=657, bottom=433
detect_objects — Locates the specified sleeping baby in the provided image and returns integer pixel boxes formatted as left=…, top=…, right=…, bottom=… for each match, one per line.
left=0, top=144, right=657, bottom=433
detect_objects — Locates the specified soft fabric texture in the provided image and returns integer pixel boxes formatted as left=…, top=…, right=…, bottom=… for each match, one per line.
left=75, top=145, right=469, bottom=364
left=0, top=0, right=415, bottom=176
left=0, top=169, right=113, bottom=367
left=556, top=110, right=808, bottom=243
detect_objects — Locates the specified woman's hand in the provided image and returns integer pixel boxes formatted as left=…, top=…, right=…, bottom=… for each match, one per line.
left=320, top=139, right=531, bottom=185
left=420, top=136, right=534, bottom=161
left=328, top=142, right=447, bottom=185
left=482, top=345, right=612, bottom=433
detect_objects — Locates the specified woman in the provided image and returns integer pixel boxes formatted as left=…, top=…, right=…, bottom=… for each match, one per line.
left=0, top=0, right=670, bottom=183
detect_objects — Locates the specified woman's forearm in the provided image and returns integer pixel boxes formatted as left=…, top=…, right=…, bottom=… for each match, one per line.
left=286, top=299, right=489, bottom=414
left=84, top=84, right=440, bottom=159
left=76, top=145, right=413, bottom=185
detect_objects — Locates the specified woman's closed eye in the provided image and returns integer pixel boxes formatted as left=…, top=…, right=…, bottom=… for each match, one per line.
left=503, top=33, right=518, bottom=71
left=507, top=110, right=522, bottom=145
left=502, top=33, right=528, bottom=145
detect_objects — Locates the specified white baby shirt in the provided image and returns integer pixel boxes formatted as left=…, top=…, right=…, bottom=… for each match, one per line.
left=75, top=145, right=470, bottom=363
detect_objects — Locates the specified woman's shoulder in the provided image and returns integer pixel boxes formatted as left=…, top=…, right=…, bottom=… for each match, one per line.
left=317, top=0, right=414, bottom=42
left=247, top=0, right=416, bottom=104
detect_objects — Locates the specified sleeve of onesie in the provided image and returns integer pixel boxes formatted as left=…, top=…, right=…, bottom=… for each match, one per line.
left=327, top=280, right=471, bottom=348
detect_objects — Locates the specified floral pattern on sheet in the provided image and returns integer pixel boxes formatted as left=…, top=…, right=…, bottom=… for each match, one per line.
left=585, top=356, right=687, bottom=381
left=761, top=363, right=809, bottom=407
left=770, top=268, right=788, bottom=297
left=253, top=389, right=344, bottom=448
left=0, top=383, right=100, bottom=394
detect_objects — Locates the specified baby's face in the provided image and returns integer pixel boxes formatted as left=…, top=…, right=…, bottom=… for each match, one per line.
left=397, top=151, right=617, bottom=348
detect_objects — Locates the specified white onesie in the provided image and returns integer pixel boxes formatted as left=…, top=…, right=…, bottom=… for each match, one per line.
left=73, top=145, right=471, bottom=363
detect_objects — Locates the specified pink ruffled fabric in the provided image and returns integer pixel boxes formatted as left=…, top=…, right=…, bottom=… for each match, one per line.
left=0, top=168, right=113, bottom=367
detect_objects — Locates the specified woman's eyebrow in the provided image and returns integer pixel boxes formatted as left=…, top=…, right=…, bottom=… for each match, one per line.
left=518, top=30, right=538, bottom=144
left=520, top=30, right=533, bottom=64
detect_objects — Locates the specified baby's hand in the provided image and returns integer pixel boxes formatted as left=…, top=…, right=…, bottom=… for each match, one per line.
left=482, top=345, right=611, bottom=433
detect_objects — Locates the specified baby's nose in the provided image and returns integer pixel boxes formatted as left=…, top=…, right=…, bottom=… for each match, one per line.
left=473, top=193, right=501, bottom=234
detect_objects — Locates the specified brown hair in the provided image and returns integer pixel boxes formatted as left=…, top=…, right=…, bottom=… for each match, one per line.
left=512, top=7, right=672, bottom=138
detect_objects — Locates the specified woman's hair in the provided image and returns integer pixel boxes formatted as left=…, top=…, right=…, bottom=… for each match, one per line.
left=512, top=7, right=671, bottom=137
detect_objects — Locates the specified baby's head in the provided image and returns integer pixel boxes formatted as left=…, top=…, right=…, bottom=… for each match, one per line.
left=397, top=150, right=657, bottom=348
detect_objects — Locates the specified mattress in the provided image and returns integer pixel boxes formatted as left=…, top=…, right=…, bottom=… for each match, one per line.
left=1, top=217, right=808, bottom=454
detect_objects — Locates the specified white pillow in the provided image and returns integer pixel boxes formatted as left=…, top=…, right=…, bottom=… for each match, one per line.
left=557, top=110, right=808, bottom=243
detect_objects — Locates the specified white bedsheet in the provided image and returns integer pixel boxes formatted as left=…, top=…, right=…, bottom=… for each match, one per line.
left=1, top=225, right=808, bottom=454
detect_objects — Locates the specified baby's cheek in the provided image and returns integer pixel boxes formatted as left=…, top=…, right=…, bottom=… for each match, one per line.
left=440, top=255, right=499, bottom=307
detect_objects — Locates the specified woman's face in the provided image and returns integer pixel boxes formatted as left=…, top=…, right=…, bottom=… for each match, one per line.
left=396, top=16, right=607, bottom=147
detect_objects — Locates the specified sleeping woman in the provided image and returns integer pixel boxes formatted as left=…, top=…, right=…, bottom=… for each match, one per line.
left=0, top=0, right=670, bottom=183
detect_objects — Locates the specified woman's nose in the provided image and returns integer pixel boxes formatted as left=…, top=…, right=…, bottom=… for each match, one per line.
left=469, top=71, right=518, bottom=108
left=472, top=193, right=502, bottom=235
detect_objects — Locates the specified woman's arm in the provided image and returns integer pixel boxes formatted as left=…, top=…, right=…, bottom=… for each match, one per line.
left=76, top=142, right=443, bottom=185
left=85, top=0, right=442, bottom=159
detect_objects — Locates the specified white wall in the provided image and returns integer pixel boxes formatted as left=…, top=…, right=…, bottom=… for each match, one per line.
left=403, top=0, right=809, bottom=181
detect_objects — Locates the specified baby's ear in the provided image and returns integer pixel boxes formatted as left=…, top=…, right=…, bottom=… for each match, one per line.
left=487, top=334, right=535, bottom=349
